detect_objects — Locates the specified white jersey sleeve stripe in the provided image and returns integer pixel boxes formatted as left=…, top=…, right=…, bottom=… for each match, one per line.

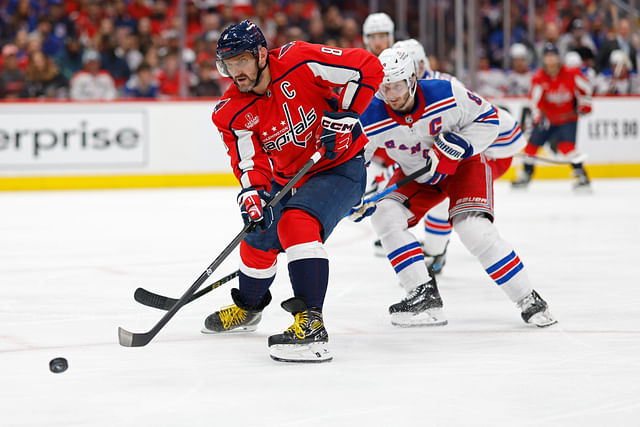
left=234, top=129, right=256, bottom=187
left=307, top=62, right=362, bottom=87
left=341, top=81, right=360, bottom=111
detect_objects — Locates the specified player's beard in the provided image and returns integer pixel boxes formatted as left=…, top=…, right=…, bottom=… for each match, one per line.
left=233, top=73, right=258, bottom=92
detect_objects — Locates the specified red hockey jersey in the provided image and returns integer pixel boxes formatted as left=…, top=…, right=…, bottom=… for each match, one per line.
left=530, top=65, right=592, bottom=126
left=212, top=41, right=384, bottom=191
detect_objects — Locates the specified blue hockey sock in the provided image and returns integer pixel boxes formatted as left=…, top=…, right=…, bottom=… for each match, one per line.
left=238, top=271, right=275, bottom=308
left=288, top=258, right=329, bottom=309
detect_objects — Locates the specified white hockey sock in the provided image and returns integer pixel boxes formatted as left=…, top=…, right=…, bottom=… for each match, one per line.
left=371, top=199, right=431, bottom=292
left=453, top=213, right=532, bottom=302
left=423, top=198, right=451, bottom=255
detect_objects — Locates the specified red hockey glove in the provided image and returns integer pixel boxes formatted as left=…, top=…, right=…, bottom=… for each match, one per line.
left=237, top=187, right=274, bottom=231
left=425, top=133, right=472, bottom=185
left=315, top=111, right=359, bottom=160
left=577, top=99, right=592, bottom=115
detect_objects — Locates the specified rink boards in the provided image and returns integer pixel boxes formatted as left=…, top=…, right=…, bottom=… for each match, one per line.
left=0, top=96, right=639, bottom=190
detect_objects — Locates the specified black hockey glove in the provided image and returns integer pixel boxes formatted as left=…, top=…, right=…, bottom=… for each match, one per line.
left=315, top=111, right=360, bottom=160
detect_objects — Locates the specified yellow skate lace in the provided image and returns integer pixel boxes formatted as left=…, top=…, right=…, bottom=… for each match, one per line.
left=218, top=305, right=247, bottom=330
left=286, top=312, right=309, bottom=339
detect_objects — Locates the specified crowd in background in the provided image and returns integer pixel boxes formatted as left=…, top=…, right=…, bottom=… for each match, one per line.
left=1, top=0, right=639, bottom=100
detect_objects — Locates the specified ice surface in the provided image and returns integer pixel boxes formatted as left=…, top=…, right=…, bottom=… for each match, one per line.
left=1, top=179, right=640, bottom=426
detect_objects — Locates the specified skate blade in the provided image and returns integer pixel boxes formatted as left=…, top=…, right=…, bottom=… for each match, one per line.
left=573, top=185, right=593, bottom=195
left=527, top=311, right=558, bottom=328
left=390, top=308, right=448, bottom=327
left=269, top=341, right=332, bottom=363
left=200, top=325, right=258, bottom=334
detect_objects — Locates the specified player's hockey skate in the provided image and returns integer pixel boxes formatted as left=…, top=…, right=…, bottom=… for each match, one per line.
left=511, top=169, right=532, bottom=189
left=571, top=168, right=592, bottom=193
left=389, top=278, right=447, bottom=327
left=268, top=297, right=332, bottom=363
left=424, top=244, right=448, bottom=275
left=517, top=290, right=557, bottom=327
left=202, top=288, right=270, bottom=334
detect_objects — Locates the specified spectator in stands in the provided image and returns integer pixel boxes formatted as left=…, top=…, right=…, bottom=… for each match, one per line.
left=31, top=16, right=63, bottom=57
left=339, top=17, right=363, bottom=49
left=6, top=0, right=39, bottom=38
left=128, top=0, right=152, bottom=21
left=308, top=16, right=326, bottom=44
left=157, top=52, right=191, bottom=97
left=54, top=37, right=84, bottom=82
left=505, top=43, right=532, bottom=96
left=595, top=49, right=640, bottom=95
left=475, top=50, right=506, bottom=97
left=113, top=0, right=138, bottom=33
left=1, top=44, right=26, bottom=99
left=99, top=31, right=131, bottom=89
left=535, top=21, right=561, bottom=65
left=136, top=16, right=155, bottom=53
left=597, top=18, right=637, bottom=72
left=120, top=32, right=144, bottom=74
left=23, top=50, right=67, bottom=98
left=69, top=49, right=117, bottom=100
left=49, top=0, right=76, bottom=41
left=558, top=19, right=596, bottom=69
left=190, top=60, right=221, bottom=97
left=123, top=61, right=159, bottom=98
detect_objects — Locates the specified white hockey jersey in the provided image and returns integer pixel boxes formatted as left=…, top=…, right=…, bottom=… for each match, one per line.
left=361, top=79, right=499, bottom=184
left=424, top=71, right=526, bottom=160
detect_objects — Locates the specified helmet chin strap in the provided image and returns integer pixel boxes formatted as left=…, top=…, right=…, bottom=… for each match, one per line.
left=251, top=51, right=269, bottom=92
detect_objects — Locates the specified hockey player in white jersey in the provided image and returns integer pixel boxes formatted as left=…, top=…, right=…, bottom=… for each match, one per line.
left=363, top=12, right=395, bottom=56
left=352, top=48, right=556, bottom=328
left=392, top=38, right=528, bottom=274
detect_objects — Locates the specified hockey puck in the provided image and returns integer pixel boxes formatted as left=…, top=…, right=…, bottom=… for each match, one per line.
left=49, top=357, right=68, bottom=373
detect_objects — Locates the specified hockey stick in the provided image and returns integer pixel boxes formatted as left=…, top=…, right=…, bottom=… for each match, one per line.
left=346, top=160, right=431, bottom=217
left=118, top=150, right=324, bottom=347
left=517, top=152, right=588, bottom=165
left=134, top=270, right=239, bottom=310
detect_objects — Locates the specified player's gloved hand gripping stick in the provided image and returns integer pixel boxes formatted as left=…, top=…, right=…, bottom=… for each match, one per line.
left=348, top=157, right=433, bottom=222
left=118, top=150, right=325, bottom=347
left=316, top=111, right=360, bottom=160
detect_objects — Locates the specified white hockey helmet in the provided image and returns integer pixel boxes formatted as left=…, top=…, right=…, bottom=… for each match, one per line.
left=378, top=47, right=417, bottom=98
left=564, top=51, right=583, bottom=68
left=393, top=38, right=432, bottom=78
left=363, top=12, right=394, bottom=43
left=610, top=49, right=631, bottom=68
left=509, top=43, right=529, bottom=60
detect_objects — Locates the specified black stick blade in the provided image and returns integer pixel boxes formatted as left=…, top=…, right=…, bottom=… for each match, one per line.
left=118, top=327, right=151, bottom=347
left=134, top=287, right=175, bottom=310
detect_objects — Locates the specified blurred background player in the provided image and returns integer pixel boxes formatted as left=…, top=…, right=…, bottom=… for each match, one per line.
left=362, top=12, right=394, bottom=57
left=512, top=43, right=593, bottom=191
left=564, top=51, right=597, bottom=89
left=594, top=49, right=640, bottom=95
left=204, top=20, right=383, bottom=363
left=505, top=43, right=533, bottom=96
left=353, top=47, right=556, bottom=328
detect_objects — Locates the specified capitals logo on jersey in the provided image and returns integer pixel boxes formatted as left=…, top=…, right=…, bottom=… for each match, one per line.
left=262, top=102, right=317, bottom=152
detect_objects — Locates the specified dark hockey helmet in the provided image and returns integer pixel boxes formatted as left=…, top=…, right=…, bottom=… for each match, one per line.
left=216, top=20, right=267, bottom=77
left=542, top=42, right=559, bottom=56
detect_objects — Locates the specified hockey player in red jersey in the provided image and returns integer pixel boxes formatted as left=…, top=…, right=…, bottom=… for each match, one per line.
left=513, top=42, right=593, bottom=191
left=202, top=20, right=383, bottom=363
